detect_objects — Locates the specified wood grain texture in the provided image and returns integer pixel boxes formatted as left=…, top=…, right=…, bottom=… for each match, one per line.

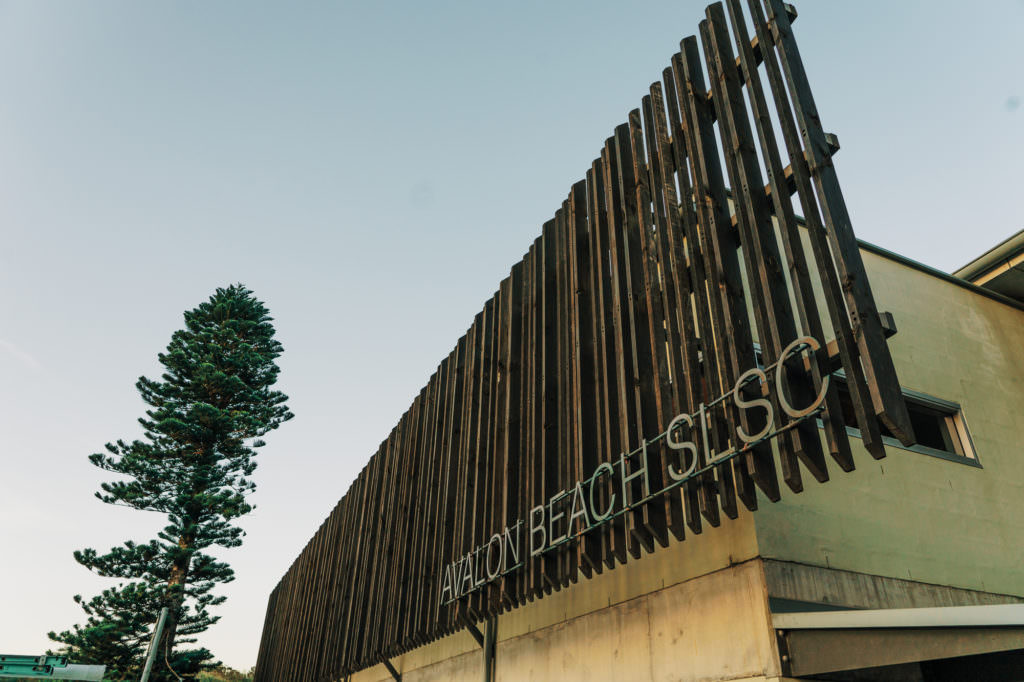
left=253, top=4, right=913, bottom=679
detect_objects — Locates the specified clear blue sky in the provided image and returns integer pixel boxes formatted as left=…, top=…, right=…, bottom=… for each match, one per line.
left=1, top=0, right=1021, bottom=672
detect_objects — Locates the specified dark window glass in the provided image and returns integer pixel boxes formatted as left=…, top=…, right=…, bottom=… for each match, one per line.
left=831, top=378, right=972, bottom=460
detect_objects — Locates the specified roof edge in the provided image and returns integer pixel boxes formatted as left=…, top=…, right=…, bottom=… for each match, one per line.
left=951, top=228, right=1024, bottom=281
left=858, top=239, right=1024, bottom=313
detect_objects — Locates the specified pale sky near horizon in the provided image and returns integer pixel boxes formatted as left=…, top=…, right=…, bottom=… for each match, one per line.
left=1, top=0, right=1021, bottom=672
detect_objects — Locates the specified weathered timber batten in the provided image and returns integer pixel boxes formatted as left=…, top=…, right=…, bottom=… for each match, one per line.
left=254, top=2, right=916, bottom=680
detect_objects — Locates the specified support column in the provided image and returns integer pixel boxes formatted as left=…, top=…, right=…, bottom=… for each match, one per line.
left=483, top=617, right=497, bottom=682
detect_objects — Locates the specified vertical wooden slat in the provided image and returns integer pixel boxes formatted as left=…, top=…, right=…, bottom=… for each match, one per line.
left=659, top=67, right=714, bottom=531
left=334, top=470, right=368, bottom=672
left=762, top=0, right=914, bottom=446
left=383, top=401, right=413, bottom=652
left=540, top=220, right=561, bottom=590
left=504, top=262, right=525, bottom=606
left=357, top=435, right=394, bottom=667
left=289, top=533, right=311, bottom=679
left=442, top=337, right=468, bottom=630
left=555, top=201, right=579, bottom=586
left=404, top=380, right=430, bottom=646
left=421, top=355, right=451, bottom=639
left=528, top=236, right=544, bottom=598
left=327, top=476, right=360, bottom=676
left=457, top=315, right=483, bottom=622
left=473, top=294, right=498, bottom=617
left=310, top=501, right=343, bottom=681
left=485, top=281, right=507, bottom=615
left=370, top=415, right=407, bottom=658
left=266, top=566, right=288, bottom=680
left=522, top=251, right=535, bottom=605
left=606, top=128, right=656, bottom=557
left=399, top=386, right=430, bottom=648
left=593, top=151, right=629, bottom=568
left=569, top=179, right=604, bottom=575
left=253, top=10, right=915, bottom=677
left=618, top=119, right=666, bottom=551
left=253, top=584, right=278, bottom=681
left=641, top=89, right=688, bottom=542
left=583, top=165, right=612, bottom=570
left=344, top=454, right=379, bottom=668
left=428, top=361, right=453, bottom=638
left=288, top=539, right=312, bottom=680
left=723, top=0, right=853, bottom=473
left=674, top=40, right=751, bottom=520
left=702, top=5, right=828, bottom=489
left=494, top=269, right=521, bottom=609
left=632, top=101, right=685, bottom=546
left=746, top=0, right=887, bottom=460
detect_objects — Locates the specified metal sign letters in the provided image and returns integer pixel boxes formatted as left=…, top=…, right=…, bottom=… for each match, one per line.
left=441, top=335, right=830, bottom=606
left=255, top=2, right=915, bottom=680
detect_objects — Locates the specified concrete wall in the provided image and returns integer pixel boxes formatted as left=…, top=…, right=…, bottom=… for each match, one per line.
left=754, top=248, right=1024, bottom=597
left=351, top=512, right=760, bottom=680
left=351, top=561, right=781, bottom=682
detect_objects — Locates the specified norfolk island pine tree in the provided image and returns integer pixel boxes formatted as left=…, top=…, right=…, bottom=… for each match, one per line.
left=49, top=284, right=293, bottom=680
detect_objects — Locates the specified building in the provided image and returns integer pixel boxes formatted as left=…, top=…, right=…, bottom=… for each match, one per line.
left=253, top=2, right=1024, bottom=681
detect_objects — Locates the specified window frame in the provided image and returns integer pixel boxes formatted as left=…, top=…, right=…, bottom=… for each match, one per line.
left=750, top=344, right=980, bottom=467
left=830, top=374, right=981, bottom=468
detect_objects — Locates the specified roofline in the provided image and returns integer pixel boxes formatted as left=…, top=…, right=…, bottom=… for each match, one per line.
left=951, top=228, right=1024, bottom=281
left=858, top=239, right=1024, bottom=313
left=781, top=203, right=1024, bottom=311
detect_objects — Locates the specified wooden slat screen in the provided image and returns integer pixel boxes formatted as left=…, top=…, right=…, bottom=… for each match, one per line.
left=254, top=2, right=914, bottom=679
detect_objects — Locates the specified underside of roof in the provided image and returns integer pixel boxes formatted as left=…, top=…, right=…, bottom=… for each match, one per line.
left=953, top=229, right=1024, bottom=304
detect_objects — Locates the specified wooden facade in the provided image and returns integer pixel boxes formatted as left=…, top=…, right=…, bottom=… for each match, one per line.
left=253, top=2, right=915, bottom=679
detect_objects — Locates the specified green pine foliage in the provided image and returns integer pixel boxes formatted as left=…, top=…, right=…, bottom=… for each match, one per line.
left=50, top=285, right=293, bottom=681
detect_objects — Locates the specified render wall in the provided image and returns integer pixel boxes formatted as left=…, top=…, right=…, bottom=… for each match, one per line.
left=350, top=560, right=782, bottom=682
left=348, top=514, right=760, bottom=680
left=754, top=248, right=1024, bottom=597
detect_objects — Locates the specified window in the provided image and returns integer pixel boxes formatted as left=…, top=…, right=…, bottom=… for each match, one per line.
left=831, top=377, right=979, bottom=466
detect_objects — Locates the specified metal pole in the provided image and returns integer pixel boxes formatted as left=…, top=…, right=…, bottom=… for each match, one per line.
left=140, top=607, right=169, bottom=682
left=483, top=617, right=496, bottom=682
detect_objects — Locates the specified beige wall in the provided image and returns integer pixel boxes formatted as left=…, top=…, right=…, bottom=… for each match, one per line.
left=351, top=561, right=780, bottom=682
left=352, top=513, right=760, bottom=681
left=754, top=249, right=1024, bottom=597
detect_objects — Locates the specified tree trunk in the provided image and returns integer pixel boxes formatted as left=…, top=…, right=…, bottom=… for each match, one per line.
left=157, top=536, right=192, bottom=678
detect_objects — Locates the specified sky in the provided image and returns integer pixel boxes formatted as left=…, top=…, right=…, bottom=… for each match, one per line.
left=1, top=0, right=1021, bottom=673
